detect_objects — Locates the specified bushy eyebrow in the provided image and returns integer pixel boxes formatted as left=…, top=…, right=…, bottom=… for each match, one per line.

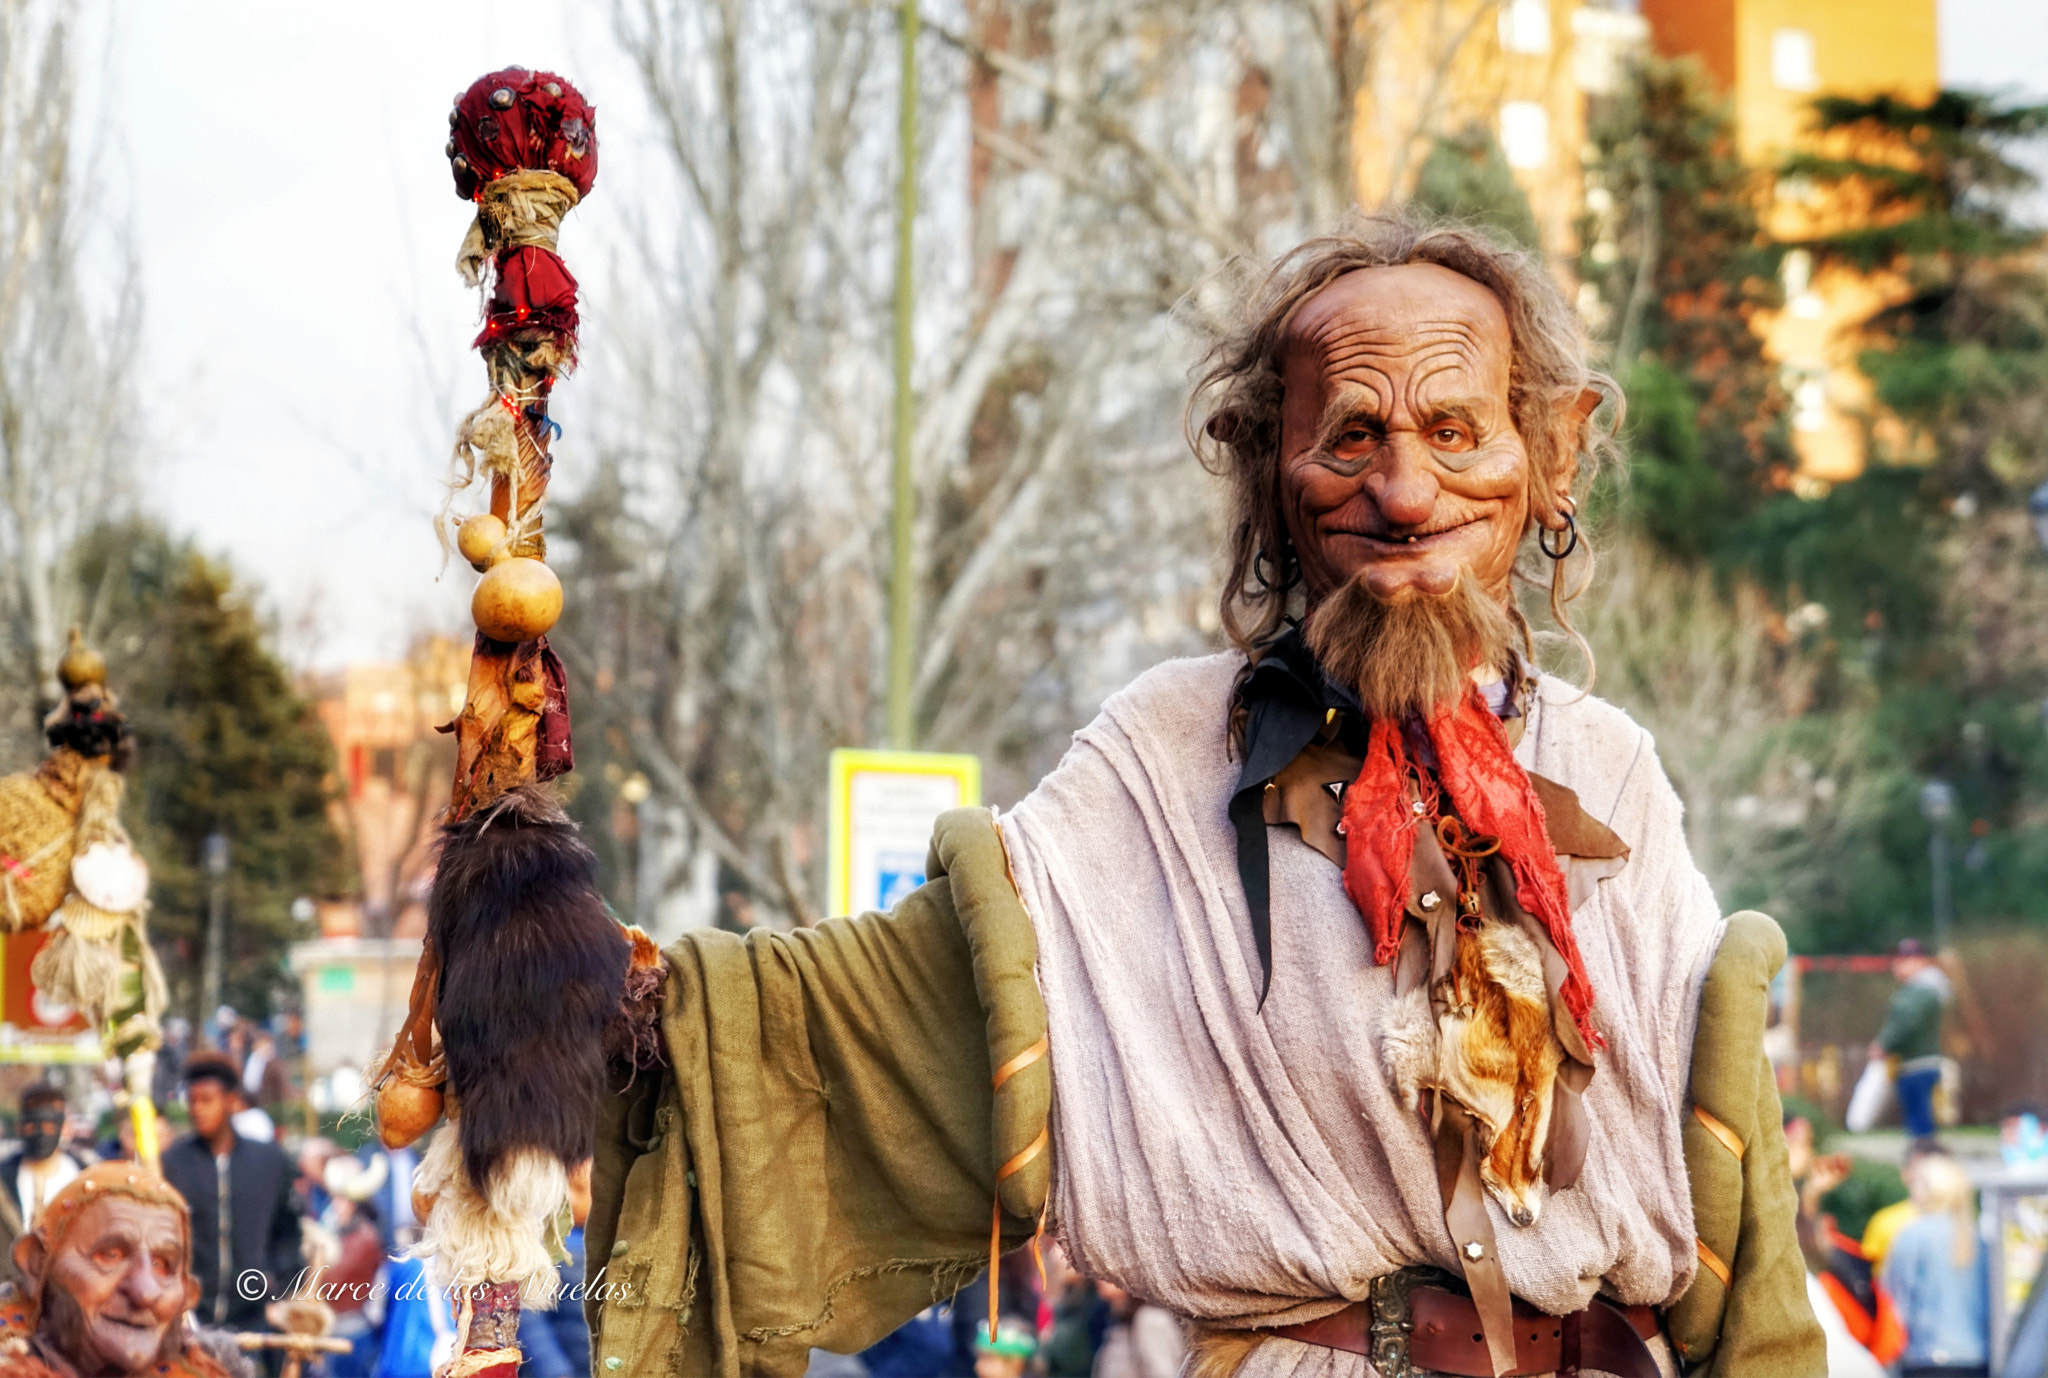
left=1423, top=398, right=1487, bottom=430
left=1313, top=393, right=1492, bottom=450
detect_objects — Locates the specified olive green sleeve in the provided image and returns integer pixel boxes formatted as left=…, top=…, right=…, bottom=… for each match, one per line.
left=1665, top=910, right=1826, bottom=1377
left=584, top=807, right=1050, bottom=1378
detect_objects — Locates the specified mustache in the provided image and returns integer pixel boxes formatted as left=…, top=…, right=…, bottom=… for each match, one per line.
left=1303, top=572, right=1518, bottom=720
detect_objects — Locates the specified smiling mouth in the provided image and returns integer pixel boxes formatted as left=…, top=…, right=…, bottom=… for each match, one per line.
left=1327, top=519, right=1480, bottom=551
left=98, top=1314, right=157, bottom=1335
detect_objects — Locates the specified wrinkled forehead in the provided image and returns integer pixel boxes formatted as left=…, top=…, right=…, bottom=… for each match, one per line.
left=1280, top=263, right=1513, bottom=397
left=43, top=1189, right=190, bottom=1266
left=63, top=1196, right=188, bottom=1254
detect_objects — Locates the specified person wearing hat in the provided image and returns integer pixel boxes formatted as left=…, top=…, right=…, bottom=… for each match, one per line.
left=972, top=1316, right=1037, bottom=1378
left=0, top=1160, right=251, bottom=1376
left=1870, top=939, right=1952, bottom=1145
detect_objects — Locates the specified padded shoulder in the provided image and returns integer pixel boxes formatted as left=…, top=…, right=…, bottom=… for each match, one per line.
left=929, top=807, right=1052, bottom=1220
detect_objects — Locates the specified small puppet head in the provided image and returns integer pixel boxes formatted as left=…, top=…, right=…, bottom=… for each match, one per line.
left=11, top=1163, right=202, bottom=1377
left=44, top=627, right=134, bottom=771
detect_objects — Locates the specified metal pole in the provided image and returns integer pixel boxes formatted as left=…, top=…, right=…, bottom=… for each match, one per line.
left=200, top=832, right=229, bottom=1033
left=1920, top=780, right=1955, bottom=951
left=887, top=0, right=919, bottom=750
left=1931, top=826, right=1952, bottom=951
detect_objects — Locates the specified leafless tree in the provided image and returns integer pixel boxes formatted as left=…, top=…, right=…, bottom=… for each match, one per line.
left=558, top=0, right=1515, bottom=931
left=0, top=0, right=138, bottom=765
left=1562, top=533, right=1888, bottom=930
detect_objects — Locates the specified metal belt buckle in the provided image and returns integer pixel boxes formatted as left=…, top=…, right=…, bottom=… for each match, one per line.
left=1369, top=1266, right=1452, bottom=1378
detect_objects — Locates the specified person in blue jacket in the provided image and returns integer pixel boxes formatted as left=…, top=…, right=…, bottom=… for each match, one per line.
left=1881, top=1153, right=1988, bottom=1376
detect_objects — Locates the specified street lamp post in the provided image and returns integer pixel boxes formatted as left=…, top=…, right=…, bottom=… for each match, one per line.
left=2029, top=480, right=2048, bottom=553
left=200, top=832, right=229, bottom=1031
left=1919, top=780, right=1955, bottom=951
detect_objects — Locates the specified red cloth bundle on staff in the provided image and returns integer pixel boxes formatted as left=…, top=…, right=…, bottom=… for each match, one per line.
left=474, top=245, right=580, bottom=350
left=371, top=67, right=643, bottom=1377
left=448, top=67, right=597, bottom=371
left=448, top=68, right=597, bottom=201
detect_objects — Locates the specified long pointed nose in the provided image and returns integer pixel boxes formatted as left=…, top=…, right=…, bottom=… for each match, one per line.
left=1365, top=434, right=1440, bottom=528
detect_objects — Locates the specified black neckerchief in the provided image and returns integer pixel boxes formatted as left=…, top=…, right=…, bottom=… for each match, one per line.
left=1229, top=628, right=1365, bottom=1008
left=1230, top=630, right=1526, bottom=1009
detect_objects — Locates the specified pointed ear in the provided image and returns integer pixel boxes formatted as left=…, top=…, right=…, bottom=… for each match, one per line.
left=1538, top=386, right=1603, bottom=519
left=13, top=1234, right=43, bottom=1299
left=1205, top=408, right=1248, bottom=444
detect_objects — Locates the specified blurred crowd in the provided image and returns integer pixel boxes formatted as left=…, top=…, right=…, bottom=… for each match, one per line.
left=0, top=1009, right=593, bottom=1378
left=1787, top=1099, right=2048, bottom=1378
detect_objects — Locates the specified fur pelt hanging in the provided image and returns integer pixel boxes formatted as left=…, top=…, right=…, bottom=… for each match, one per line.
left=408, top=1128, right=569, bottom=1301
left=427, top=782, right=629, bottom=1197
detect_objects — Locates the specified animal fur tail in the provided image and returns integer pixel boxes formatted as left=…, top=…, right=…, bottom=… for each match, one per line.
left=429, top=783, right=630, bottom=1196
left=410, top=1127, right=568, bottom=1303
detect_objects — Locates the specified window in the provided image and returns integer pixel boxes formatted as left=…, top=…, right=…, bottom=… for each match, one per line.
left=1772, top=28, right=1818, bottom=91
left=1782, top=364, right=1829, bottom=433
left=1572, top=7, right=1649, bottom=93
left=1499, top=0, right=1551, bottom=55
left=1781, top=248, right=1813, bottom=297
left=1781, top=247, right=1824, bottom=319
left=1499, top=101, right=1549, bottom=170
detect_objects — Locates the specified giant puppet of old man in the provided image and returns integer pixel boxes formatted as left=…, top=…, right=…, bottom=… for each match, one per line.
left=589, top=216, right=1825, bottom=1378
left=0, top=1163, right=249, bottom=1378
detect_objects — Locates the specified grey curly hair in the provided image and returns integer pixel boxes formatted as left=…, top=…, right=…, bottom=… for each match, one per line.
left=1187, top=211, right=1622, bottom=664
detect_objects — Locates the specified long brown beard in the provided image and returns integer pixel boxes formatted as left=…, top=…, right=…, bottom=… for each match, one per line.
left=1303, top=572, right=1518, bottom=720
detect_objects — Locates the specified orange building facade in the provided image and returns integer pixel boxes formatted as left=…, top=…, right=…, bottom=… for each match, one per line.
left=1351, top=0, right=1652, bottom=262
left=289, top=638, right=468, bottom=1075
left=1638, top=0, right=1940, bottom=482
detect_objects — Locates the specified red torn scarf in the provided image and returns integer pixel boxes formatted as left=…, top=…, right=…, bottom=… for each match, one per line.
left=1339, top=683, right=1603, bottom=1050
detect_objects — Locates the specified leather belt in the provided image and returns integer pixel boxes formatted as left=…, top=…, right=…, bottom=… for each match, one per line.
left=1271, top=1282, right=1662, bottom=1378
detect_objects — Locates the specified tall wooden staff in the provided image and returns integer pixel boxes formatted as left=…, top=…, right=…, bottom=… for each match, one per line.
left=369, top=68, right=630, bottom=1377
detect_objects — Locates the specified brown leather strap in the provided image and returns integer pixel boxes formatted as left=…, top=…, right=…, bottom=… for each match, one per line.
left=1694, top=1236, right=1733, bottom=1289
left=986, top=1035, right=1050, bottom=1344
left=1693, top=1104, right=1745, bottom=1161
left=1271, top=1288, right=1661, bottom=1378
left=1436, top=1101, right=1517, bottom=1376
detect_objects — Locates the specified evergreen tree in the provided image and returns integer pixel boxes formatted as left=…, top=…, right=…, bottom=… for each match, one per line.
left=1578, top=56, right=1792, bottom=555
left=1411, top=127, right=1542, bottom=251
left=1569, top=74, right=2048, bottom=952
left=1784, top=91, right=2048, bottom=491
left=1718, top=92, right=2048, bottom=949
left=69, top=521, right=351, bottom=1020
